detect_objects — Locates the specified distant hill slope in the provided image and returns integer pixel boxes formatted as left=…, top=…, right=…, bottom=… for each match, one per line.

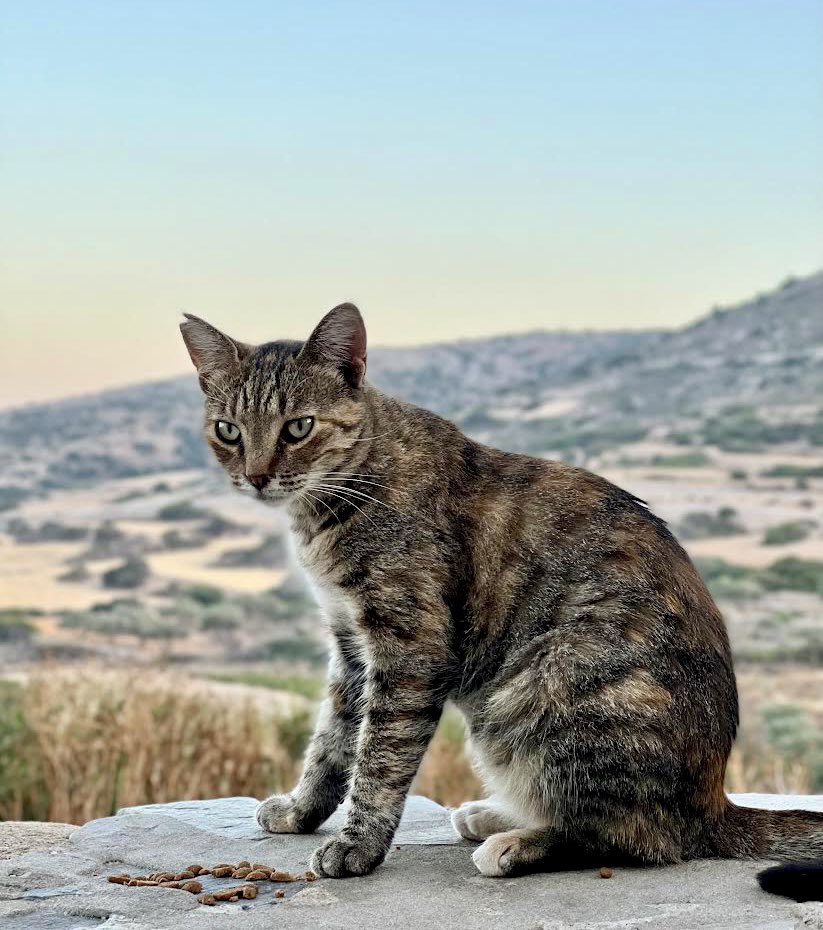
left=1, top=271, right=821, bottom=497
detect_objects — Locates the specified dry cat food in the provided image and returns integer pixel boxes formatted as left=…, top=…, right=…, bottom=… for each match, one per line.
left=599, top=867, right=614, bottom=879
left=107, top=862, right=318, bottom=905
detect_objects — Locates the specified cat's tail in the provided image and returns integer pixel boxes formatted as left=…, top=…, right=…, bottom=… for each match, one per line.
left=718, top=800, right=823, bottom=902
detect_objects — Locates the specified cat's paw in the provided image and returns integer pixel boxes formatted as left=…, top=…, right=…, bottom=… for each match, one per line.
left=310, top=834, right=385, bottom=878
left=256, top=794, right=301, bottom=834
left=452, top=800, right=514, bottom=842
left=472, top=831, right=525, bottom=877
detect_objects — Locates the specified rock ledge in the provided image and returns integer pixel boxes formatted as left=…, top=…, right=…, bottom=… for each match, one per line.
left=1, top=794, right=822, bottom=929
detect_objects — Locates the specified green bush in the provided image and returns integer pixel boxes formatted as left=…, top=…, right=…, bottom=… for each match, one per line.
left=157, top=500, right=208, bottom=521
left=762, top=464, right=823, bottom=480
left=184, top=584, right=224, bottom=606
left=762, top=521, right=815, bottom=546
left=650, top=451, right=711, bottom=468
left=761, top=704, right=823, bottom=792
left=678, top=507, right=744, bottom=540
left=760, top=557, right=823, bottom=595
left=102, top=556, right=150, bottom=589
left=0, top=610, right=36, bottom=643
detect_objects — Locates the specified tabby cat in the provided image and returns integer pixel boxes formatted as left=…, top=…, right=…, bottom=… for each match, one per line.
left=180, top=303, right=823, bottom=893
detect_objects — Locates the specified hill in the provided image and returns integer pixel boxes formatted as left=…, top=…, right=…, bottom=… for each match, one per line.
left=1, top=271, right=821, bottom=499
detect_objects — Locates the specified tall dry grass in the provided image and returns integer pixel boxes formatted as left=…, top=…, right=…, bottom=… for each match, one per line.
left=0, top=666, right=815, bottom=825
left=413, top=707, right=482, bottom=807
left=0, top=667, right=311, bottom=824
left=726, top=735, right=813, bottom=794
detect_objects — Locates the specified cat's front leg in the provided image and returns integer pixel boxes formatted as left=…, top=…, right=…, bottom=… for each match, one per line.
left=257, top=643, right=364, bottom=834
left=310, top=653, right=445, bottom=877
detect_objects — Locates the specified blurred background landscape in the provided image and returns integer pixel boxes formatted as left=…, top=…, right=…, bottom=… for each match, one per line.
left=2, top=268, right=823, bottom=822
left=2, top=1, right=822, bottom=824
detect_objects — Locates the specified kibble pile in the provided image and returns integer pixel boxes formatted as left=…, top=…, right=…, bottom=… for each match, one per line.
left=107, top=861, right=317, bottom=906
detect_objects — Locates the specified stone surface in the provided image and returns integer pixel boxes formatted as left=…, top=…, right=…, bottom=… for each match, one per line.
left=0, top=794, right=821, bottom=929
left=0, top=822, right=75, bottom=859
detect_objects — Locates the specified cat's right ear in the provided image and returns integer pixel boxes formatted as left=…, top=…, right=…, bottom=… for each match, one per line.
left=179, top=314, right=250, bottom=392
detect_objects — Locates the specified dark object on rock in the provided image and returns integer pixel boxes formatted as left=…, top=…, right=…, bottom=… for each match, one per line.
left=757, top=860, right=823, bottom=902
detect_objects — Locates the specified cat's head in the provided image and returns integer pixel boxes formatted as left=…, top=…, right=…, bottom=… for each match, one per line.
left=180, top=303, right=369, bottom=504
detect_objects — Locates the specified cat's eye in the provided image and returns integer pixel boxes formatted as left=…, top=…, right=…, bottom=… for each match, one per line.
left=215, top=421, right=241, bottom=444
left=283, top=417, right=314, bottom=443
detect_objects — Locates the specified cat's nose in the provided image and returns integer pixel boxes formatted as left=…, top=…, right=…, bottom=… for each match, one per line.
left=246, top=473, right=271, bottom=491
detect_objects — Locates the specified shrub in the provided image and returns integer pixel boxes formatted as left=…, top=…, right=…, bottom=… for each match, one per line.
left=762, top=521, right=815, bottom=546
left=102, top=556, right=150, bottom=589
left=184, top=583, right=224, bottom=606
left=213, top=535, right=287, bottom=568
left=762, top=464, right=823, bottom=480
left=157, top=499, right=207, bottom=521
left=650, top=451, right=711, bottom=468
left=62, top=600, right=183, bottom=639
left=678, top=507, right=744, bottom=540
left=0, top=610, right=36, bottom=643
left=760, top=557, right=823, bottom=595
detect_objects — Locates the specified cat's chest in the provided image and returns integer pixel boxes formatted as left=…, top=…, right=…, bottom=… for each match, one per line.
left=292, top=532, right=362, bottom=631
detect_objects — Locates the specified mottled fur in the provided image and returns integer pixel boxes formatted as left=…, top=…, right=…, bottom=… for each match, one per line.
left=181, top=304, right=823, bottom=881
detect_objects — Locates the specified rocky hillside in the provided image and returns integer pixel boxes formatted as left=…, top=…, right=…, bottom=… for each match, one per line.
left=1, top=271, right=821, bottom=501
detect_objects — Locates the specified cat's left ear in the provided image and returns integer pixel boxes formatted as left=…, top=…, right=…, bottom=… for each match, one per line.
left=301, top=303, right=367, bottom=388
left=179, top=313, right=251, bottom=392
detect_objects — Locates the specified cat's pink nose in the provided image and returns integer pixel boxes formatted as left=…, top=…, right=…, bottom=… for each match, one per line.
left=247, top=473, right=271, bottom=491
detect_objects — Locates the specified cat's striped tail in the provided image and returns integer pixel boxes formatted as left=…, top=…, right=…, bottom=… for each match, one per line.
left=719, top=801, right=823, bottom=902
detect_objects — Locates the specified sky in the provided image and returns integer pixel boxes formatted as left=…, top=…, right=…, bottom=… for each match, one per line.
left=2, top=0, right=822, bottom=406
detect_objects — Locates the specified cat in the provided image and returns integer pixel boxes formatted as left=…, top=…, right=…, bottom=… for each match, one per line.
left=180, top=302, right=823, bottom=892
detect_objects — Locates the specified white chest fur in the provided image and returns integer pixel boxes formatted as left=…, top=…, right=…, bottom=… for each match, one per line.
left=291, top=531, right=361, bottom=631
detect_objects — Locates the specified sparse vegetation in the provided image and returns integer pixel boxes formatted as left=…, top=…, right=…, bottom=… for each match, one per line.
left=102, top=556, right=150, bottom=589
left=6, top=518, right=88, bottom=543
left=678, top=507, right=744, bottom=540
left=762, top=520, right=815, bottom=546
left=0, top=609, right=37, bottom=642
left=0, top=669, right=312, bottom=823
left=62, top=599, right=182, bottom=639
left=762, top=464, right=823, bottom=480
left=650, top=451, right=711, bottom=468
left=157, top=499, right=208, bottom=521
left=695, top=555, right=823, bottom=601
left=212, top=535, right=287, bottom=568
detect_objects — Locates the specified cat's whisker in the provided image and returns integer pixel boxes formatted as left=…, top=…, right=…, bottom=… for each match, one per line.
left=308, top=483, right=378, bottom=528
left=311, top=482, right=402, bottom=516
left=319, top=475, right=395, bottom=492
left=303, top=490, right=342, bottom=527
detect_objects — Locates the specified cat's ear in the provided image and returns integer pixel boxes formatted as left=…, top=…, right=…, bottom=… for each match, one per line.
left=179, top=313, right=251, bottom=391
left=301, top=303, right=367, bottom=388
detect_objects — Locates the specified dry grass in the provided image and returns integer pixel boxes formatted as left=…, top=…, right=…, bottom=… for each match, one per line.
left=0, top=667, right=311, bottom=824
left=1, top=667, right=816, bottom=825
left=413, top=710, right=482, bottom=807
left=726, top=743, right=811, bottom=794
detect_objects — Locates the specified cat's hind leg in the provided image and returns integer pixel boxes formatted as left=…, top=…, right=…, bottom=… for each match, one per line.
left=472, top=827, right=564, bottom=877
left=451, top=798, right=524, bottom=842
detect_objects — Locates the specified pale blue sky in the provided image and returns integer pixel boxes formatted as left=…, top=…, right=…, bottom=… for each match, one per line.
left=2, top=1, right=822, bottom=404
